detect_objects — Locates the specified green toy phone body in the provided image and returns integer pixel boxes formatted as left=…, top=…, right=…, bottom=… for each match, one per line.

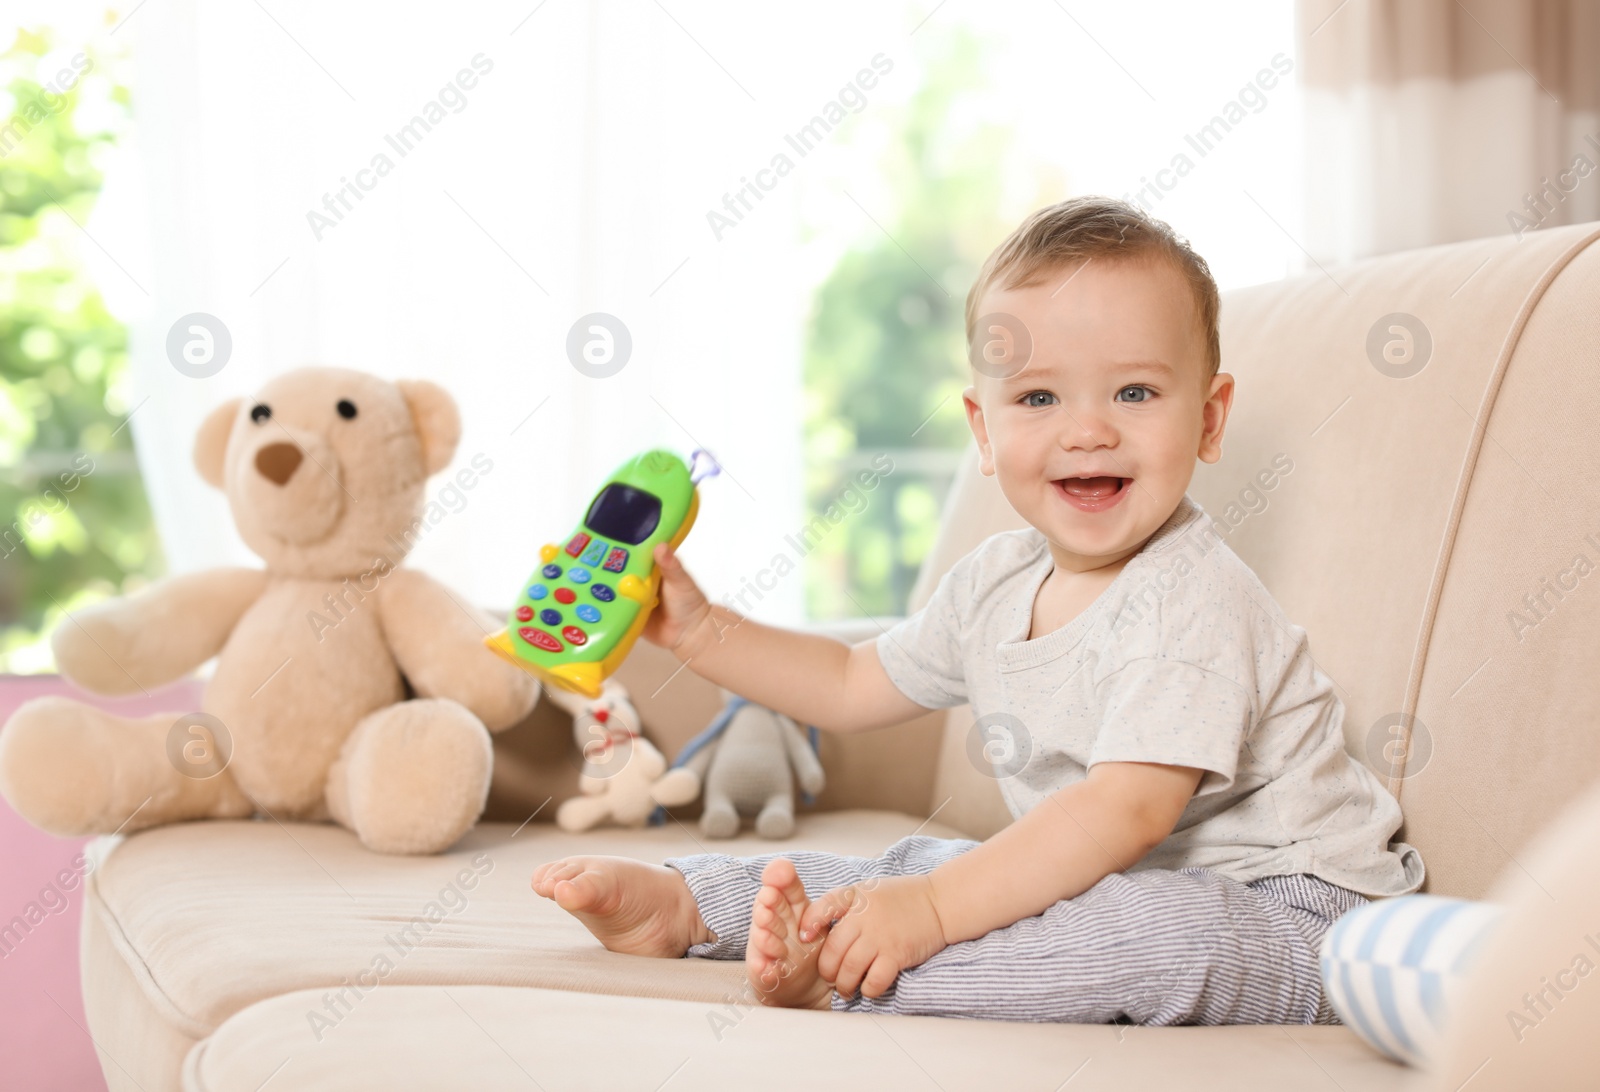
left=485, top=449, right=699, bottom=699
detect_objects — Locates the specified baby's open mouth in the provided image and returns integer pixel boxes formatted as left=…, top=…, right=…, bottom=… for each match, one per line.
left=1055, top=476, right=1128, bottom=499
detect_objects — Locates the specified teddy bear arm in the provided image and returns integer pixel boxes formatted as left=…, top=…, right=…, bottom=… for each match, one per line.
left=51, top=568, right=269, bottom=695
left=376, top=569, right=538, bottom=731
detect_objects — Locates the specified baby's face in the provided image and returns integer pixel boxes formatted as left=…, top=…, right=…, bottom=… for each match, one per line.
left=963, top=255, right=1233, bottom=574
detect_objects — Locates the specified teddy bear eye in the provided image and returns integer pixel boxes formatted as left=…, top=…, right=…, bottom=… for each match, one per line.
left=336, top=400, right=357, bottom=420
left=250, top=404, right=271, bottom=423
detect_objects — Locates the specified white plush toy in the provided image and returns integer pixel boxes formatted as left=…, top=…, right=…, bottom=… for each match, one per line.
left=543, top=680, right=699, bottom=832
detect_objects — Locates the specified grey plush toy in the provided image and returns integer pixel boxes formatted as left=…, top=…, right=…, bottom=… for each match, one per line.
left=648, top=694, right=825, bottom=838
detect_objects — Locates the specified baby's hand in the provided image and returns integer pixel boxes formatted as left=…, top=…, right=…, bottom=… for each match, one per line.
left=641, top=543, right=718, bottom=659
left=799, top=874, right=949, bottom=1000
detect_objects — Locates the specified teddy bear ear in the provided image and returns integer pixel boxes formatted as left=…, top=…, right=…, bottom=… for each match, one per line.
left=193, top=397, right=242, bottom=489
left=396, top=379, right=461, bottom=477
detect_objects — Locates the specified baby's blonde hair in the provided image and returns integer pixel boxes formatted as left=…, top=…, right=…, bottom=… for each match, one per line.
left=966, top=196, right=1221, bottom=384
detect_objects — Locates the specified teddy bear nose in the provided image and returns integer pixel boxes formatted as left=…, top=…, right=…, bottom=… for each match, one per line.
left=593, top=708, right=610, bottom=723
left=254, top=442, right=304, bottom=486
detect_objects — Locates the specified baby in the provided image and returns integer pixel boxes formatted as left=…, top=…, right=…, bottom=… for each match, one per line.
left=531, top=195, right=1425, bottom=1025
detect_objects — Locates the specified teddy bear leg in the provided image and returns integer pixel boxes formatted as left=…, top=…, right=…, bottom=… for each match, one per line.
left=0, top=696, right=253, bottom=837
left=325, top=698, right=493, bottom=855
left=754, top=791, right=796, bottom=839
left=698, top=786, right=741, bottom=839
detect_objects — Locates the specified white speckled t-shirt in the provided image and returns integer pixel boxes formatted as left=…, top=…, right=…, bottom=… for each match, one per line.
left=875, top=493, right=1425, bottom=898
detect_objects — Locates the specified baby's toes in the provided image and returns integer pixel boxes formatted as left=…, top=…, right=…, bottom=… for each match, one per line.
left=750, top=920, right=788, bottom=961
left=551, top=869, right=607, bottom=912
left=758, top=857, right=803, bottom=898
left=755, top=890, right=792, bottom=936
left=531, top=859, right=582, bottom=897
left=759, top=858, right=813, bottom=923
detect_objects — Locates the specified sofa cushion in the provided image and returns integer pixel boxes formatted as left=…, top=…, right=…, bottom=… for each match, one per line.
left=87, top=810, right=966, bottom=1039
left=180, top=983, right=1427, bottom=1092
left=1318, top=894, right=1505, bottom=1066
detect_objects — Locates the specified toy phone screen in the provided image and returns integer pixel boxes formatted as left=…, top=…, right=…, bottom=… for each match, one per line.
left=585, top=484, right=662, bottom=545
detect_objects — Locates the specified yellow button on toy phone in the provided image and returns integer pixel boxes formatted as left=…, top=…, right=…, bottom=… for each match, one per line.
left=539, top=543, right=559, bottom=563
left=617, top=574, right=650, bottom=603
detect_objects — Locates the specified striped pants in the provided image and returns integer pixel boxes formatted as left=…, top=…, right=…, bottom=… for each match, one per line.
left=663, top=834, right=1369, bottom=1025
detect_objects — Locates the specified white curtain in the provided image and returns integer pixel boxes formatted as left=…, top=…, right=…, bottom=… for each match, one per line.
left=85, top=0, right=896, bottom=621
left=1299, top=0, right=1600, bottom=263
left=78, top=0, right=1305, bottom=621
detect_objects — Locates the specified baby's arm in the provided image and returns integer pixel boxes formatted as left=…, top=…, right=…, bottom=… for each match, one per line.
left=928, top=761, right=1204, bottom=943
left=642, top=542, right=930, bottom=734
left=791, top=760, right=1205, bottom=1000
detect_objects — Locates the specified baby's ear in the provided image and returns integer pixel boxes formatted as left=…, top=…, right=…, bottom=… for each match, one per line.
left=961, top=386, right=996, bottom=476
left=396, top=379, right=461, bottom=476
left=193, top=397, right=242, bottom=489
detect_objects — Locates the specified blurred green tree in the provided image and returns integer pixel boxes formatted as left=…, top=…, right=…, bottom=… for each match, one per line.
left=0, top=27, right=159, bottom=672
left=801, top=24, right=1052, bottom=619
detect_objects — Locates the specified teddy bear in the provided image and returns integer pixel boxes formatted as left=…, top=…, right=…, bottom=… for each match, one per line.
left=650, top=694, right=825, bottom=839
left=0, top=365, right=540, bottom=854
left=538, top=679, right=699, bottom=832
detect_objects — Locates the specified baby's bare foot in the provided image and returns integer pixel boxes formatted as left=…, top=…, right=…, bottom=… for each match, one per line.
left=531, top=855, right=716, bottom=958
left=746, top=857, right=833, bottom=1011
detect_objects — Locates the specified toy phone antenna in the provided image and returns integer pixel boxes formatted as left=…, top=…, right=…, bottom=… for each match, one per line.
left=689, top=448, right=721, bottom=485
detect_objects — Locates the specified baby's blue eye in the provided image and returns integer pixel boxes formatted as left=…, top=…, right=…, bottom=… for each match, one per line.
left=1118, top=385, right=1154, bottom=403
left=1021, top=391, right=1057, bottom=407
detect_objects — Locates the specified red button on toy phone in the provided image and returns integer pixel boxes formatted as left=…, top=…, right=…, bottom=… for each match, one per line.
left=515, top=605, right=533, bottom=622
left=561, top=625, right=587, bottom=646
left=565, top=532, right=590, bottom=557
left=554, top=587, right=576, bottom=604
left=518, top=626, right=563, bottom=653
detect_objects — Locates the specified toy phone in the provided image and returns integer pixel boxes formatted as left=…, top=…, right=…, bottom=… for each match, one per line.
left=484, top=448, right=717, bottom=699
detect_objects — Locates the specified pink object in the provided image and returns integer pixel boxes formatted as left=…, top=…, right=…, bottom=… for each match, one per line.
left=0, top=674, right=206, bottom=1092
